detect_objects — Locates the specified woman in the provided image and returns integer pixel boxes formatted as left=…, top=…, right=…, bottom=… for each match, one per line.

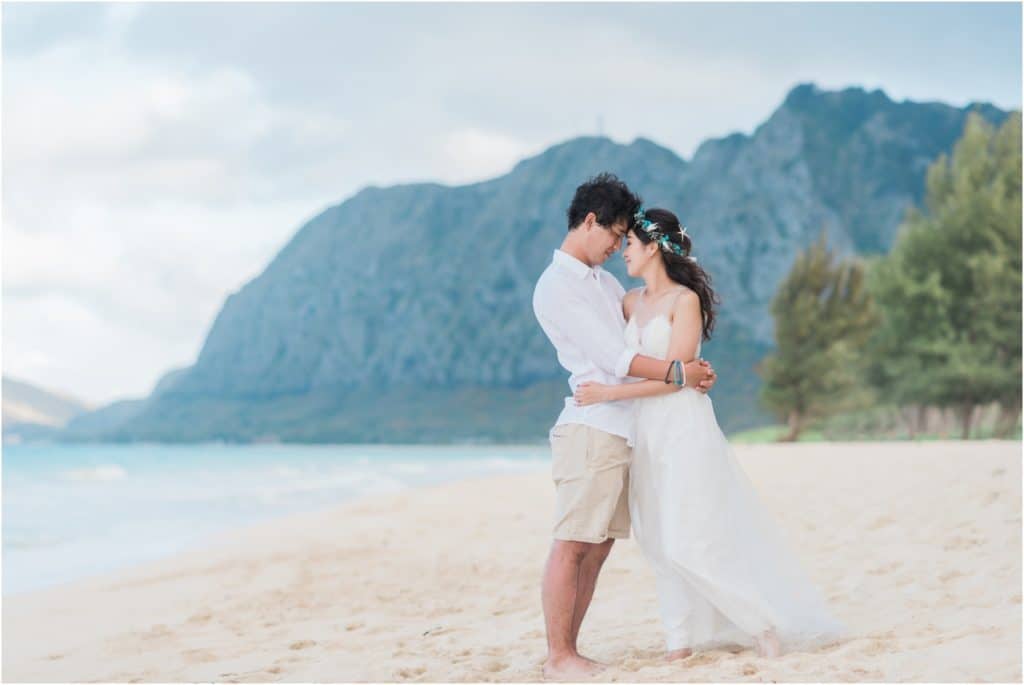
left=574, top=207, right=844, bottom=659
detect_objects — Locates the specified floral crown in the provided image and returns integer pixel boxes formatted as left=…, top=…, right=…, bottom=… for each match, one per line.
left=632, top=207, right=694, bottom=260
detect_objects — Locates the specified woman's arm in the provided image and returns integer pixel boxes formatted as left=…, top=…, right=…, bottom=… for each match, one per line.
left=575, top=289, right=706, bottom=406
left=575, top=378, right=679, bottom=405
left=620, top=286, right=713, bottom=388
left=665, top=288, right=702, bottom=365
left=625, top=290, right=714, bottom=388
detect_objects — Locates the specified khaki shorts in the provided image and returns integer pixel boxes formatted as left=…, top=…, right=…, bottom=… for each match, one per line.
left=549, top=423, right=631, bottom=543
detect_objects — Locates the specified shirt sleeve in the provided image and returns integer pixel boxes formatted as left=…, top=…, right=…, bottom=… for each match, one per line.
left=533, top=278, right=638, bottom=379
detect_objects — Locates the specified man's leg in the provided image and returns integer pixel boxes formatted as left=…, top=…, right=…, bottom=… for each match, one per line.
left=542, top=539, right=603, bottom=678
left=569, top=538, right=615, bottom=652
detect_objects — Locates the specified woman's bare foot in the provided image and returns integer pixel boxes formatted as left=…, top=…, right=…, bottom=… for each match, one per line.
left=665, top=647, right=693, bottom=661
left=543, top=653, right=605, bottom=680
left=754, top=629, right=781, bottom=658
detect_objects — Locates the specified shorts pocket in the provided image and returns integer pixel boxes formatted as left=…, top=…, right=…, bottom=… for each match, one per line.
left=585, top=429, right=630, bottom=472
left=549, top=424, right=573, bottom=441
left=551, top=425, right=586, bottom=483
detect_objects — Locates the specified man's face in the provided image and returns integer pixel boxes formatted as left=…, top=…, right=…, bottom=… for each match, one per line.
left=589, top=218, right=628, bottom=265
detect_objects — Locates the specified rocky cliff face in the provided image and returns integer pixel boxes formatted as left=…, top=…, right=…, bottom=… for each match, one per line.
left=71, top=83, right=1009, bottom=443
left=677, top=84, right=1008, bottom=342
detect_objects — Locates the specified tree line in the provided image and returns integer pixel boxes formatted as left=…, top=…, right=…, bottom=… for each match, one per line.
left=760, top=112, right=1022, bottom=441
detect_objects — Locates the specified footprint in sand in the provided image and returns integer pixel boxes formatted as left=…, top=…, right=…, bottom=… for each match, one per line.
left=867, top=515, right=895, bottom=530
left=852, top=666, right=885, bottom=678
left=682, top=652, right=721, bottom=667
left=345, top=622, right=365, bottom=631
left=289, top=640, right=317, bottom=650
left=860, top=639, right=890, bottom=656
left=619, top=660, right=641, bottom=673
left=944, top=535, right=985, bottom=550
left=619, top=650, right=663, bottom=673
left=939, top=570, right=964, bottom=583
left=181, top=648, right=218, bottom=663
left=395, top=666, right=427, bottom=680
left=741, top=663, right=758, bottom=676
left=867, top=561, right=904, bottom=576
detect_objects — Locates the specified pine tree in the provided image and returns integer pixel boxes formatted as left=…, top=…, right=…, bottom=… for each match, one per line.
left=868, top=111, right=1022, bottom=438
left=759, top=232, right=877, bottom=441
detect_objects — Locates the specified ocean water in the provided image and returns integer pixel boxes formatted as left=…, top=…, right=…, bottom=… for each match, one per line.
left=2, top=442, right=548, bottom=596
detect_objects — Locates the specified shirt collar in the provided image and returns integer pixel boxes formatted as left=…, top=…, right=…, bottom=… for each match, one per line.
left=552, top=249, right=600, bottom=280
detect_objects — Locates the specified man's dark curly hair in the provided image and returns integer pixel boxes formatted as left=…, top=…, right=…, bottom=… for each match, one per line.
left=566, top=172, right=643, bottom=232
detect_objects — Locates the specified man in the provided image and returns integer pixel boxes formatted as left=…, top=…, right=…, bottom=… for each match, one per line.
left=532, top=173, right=717, bottom=679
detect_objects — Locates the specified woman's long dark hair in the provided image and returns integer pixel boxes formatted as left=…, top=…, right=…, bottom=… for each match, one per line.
left=632, top=207, right=719, bottom=341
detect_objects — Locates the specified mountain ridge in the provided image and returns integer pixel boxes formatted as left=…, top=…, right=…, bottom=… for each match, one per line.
left=48, top=82, right=1013, bottom=443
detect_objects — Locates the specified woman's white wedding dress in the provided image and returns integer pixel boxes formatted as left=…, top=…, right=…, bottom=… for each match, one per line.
left=625, top=295, right=844, bottom=654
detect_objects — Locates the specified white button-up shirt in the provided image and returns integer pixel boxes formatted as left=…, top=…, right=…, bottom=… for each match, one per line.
left=532, top=249, right=639, bottom=441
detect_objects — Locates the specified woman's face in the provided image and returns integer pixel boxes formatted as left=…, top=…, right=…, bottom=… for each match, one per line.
left=622, top=229, right=658, bottom=277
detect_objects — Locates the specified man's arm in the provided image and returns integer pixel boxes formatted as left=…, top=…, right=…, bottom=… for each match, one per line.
left=534, top=285, right=716, bottom=391
left=534, top=287, right=637, bottom=377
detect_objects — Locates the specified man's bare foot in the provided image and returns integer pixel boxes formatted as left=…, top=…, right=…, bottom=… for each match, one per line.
left=543, top=653, right=605, bottom=680
left=754, top=629, right=781, bottom=658
left=665, top=647, right=693, bottom=661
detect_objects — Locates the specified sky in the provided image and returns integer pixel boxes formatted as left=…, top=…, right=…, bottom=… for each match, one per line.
left=3, top=1, right=1021, bottom=407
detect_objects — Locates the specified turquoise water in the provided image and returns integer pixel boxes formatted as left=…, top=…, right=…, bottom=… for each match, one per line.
left=2, top=442, right=548, bottom=595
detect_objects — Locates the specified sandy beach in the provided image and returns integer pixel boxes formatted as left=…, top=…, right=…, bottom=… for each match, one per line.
left=3, top=440, right=1021, bottom=682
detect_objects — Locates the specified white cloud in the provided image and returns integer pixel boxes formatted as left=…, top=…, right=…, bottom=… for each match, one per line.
left=439, top=128, right=537, bottom=184
left=3, top=197, right=317, bottom=404
left=3, top=291, right=186, bottom=407
left=3, top=23, right=353, bottom=403
left=4, top=42, right=350, bottom=206
left=3, top=213, right=123, bottom=292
